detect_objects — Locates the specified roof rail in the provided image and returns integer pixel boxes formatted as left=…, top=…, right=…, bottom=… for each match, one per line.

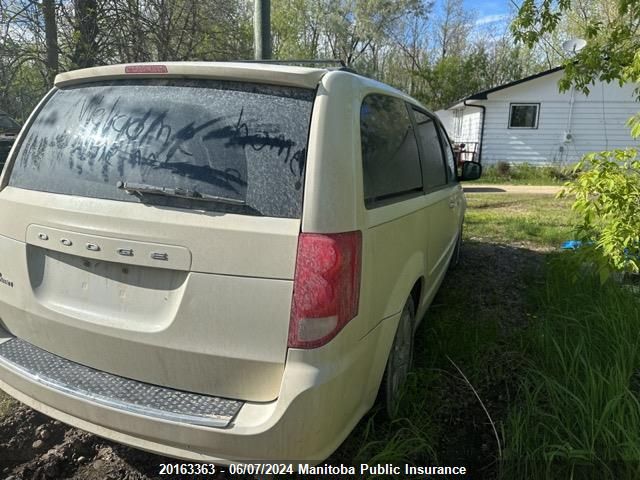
left=235, top=59, right=344, bottom=67
left=232, top=59, right=358, bottom=74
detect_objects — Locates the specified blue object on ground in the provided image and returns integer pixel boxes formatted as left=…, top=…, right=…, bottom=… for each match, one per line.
left=562, top=240, right=583, bottom=250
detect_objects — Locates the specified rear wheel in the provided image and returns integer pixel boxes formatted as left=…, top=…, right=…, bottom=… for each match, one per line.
left=382, top=298, right=415, bottom=418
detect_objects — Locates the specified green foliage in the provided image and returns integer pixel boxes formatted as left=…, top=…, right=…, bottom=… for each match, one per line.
left=1, top=0, right=542, bottom=119
left=561, top=150, right=640, bottom=279
left=272, top=0, right=423, bottom=65
left=511, top=0, right=640, bottom=97
left=502, top=256, right=640, bottom=479
left=415, top=50, right=485, bottom=109
left=270, top=0, right=539, bottom=110
left=0, top=0, right=255, bottom=118
left=0, top=61, right=48, bottom=122
left=414, top=31, right=533, bottom=109
left=513, top=0, right=640, bottom=278
left=271, top=0, right=323, bottom=59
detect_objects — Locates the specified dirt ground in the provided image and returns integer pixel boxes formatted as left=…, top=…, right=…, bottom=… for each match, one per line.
left=0, top=239, right=545, bottom=479
left=0, top=404, right=238, bottom=480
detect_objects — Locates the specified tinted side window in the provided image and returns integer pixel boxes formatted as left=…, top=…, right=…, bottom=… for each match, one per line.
left=360, top=95, right=422, bottom=207
left=437, top=124, right=457, bottom=182
left=411, top=109, right=447, bottom=190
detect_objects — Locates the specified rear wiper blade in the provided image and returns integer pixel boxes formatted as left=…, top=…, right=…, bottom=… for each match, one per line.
left=116, top=181, right=245, bottom=205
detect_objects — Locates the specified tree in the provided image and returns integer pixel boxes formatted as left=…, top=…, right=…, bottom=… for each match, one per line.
left=0, top=0, right=540, bottom=127
left=512, top=0, right=640, bottom=276
left=42, top=0, right=58, bottom=86
left=512, top=0, right=639, bottom=96
left=71, top=0, right=99, bottom=68
left=406, top=1, right=536, bottom=110
left=415, top=53, right=483, bottom=109
left=434, top=0, right=472, bottom=60
left=319, top=0, right=424, bottom=67
left=272, top=0, right=322, bottom=59
left=0, top=1, right=53, bottom=119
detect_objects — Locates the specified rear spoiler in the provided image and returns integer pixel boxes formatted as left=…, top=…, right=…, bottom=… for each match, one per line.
left=54, top=62, right=327, bottom=90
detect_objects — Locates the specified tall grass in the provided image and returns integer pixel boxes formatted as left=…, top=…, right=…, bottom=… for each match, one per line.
left=338, top=245, right=504, bottom=476
left=502, top=256, right=640, bottom=479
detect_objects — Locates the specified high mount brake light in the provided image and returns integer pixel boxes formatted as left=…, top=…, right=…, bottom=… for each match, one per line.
left=288, top=231, right=362, bottom=349
left=124, top=65, right=168, bottom=74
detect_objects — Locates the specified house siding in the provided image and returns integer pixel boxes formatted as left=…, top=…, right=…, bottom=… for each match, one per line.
left=438, top=70, right=639, bottom=165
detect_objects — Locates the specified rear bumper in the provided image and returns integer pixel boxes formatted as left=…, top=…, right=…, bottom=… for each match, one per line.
left=0, top=313, right=398, bottom=463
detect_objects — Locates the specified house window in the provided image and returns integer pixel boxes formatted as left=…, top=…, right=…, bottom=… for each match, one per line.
left=509, top=103, right=539, bottom=129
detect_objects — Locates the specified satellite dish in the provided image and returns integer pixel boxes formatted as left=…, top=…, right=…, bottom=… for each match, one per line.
left=562, top=38, right=587, bottom=54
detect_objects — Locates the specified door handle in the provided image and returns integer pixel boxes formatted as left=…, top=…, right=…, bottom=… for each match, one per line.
left=449, top=199, right=456, bottom=208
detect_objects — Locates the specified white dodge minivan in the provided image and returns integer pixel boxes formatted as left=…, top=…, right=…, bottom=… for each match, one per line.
left=0, top=62, right=481, bottom=463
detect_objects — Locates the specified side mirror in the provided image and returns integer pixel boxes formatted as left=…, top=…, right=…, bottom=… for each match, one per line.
left=460, top=161, right=482, bottom=181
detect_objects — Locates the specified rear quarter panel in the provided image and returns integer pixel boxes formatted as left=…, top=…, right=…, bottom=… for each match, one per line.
left=302, top=72, right=441, bottom=337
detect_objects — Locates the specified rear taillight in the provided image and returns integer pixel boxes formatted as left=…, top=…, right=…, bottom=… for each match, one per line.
left=288, top=231, right=362, bottom=349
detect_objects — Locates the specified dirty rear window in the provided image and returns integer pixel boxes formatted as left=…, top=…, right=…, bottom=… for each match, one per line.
left=9, top=79, right=315, bottom=218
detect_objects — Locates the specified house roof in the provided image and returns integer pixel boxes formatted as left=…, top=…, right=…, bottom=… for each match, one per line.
left=448, top=65, right=564, bottom=108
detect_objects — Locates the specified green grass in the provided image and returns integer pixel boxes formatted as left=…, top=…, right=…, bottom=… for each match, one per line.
left=480, top=163, right=576, bottom=186
left=335, top=193, right=564, bottom=475
left=338, top=192, right=640, bottom=478
left=464, top=194, right=575, bottom=247
left=502, top=257, right=640, bottom=479
left=334, top=253, right=506, bottom=474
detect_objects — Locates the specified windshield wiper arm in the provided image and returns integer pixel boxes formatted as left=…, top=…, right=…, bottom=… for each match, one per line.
left=116, top=181, right=245, bottom=205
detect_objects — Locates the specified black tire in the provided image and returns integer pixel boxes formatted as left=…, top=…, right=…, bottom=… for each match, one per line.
left=449, top=225, right=463, bottom=270
left=381, top=298, right=415, bottom=418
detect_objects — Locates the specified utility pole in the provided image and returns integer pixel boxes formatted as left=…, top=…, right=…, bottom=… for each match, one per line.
left=254, top=0, right=271, bottom=60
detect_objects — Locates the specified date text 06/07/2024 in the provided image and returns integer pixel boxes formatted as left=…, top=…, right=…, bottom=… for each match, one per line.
left=158, top=463, right=468, bottom=476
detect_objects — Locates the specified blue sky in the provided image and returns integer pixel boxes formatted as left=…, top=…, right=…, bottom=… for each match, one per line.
left=468, top=0, right=512, bottom=25
left=431, top=0, right=514, bottom=30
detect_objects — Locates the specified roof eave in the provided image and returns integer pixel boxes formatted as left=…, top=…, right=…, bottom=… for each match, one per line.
left=446, top=65, right=566, bottom=109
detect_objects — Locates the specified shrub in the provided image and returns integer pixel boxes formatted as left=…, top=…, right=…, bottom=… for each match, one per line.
left=561, top=148, right=640, bottom=280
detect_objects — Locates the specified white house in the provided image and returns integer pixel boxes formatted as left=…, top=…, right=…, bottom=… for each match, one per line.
left=436, top=66, right=639, bottom=165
